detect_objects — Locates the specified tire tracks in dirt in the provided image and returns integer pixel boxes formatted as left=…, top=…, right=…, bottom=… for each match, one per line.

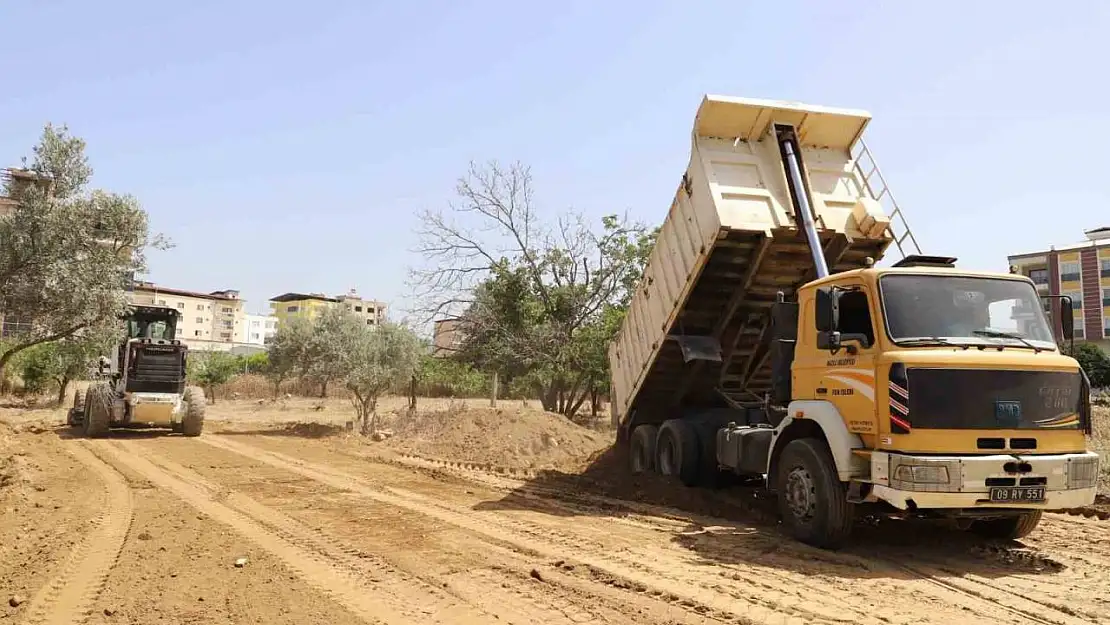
left=109, top=439, right=668, bottom=625
left=90, top=439, right=492, bottom=625
left=209, top=435, right=980, bottom=625
left=386, top=447, right=1105, bottom=625
left=22, top=442, right=133, bottom=625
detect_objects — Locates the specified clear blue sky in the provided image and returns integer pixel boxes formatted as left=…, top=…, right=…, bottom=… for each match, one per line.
left=2, top=1, right=1108, bottom=328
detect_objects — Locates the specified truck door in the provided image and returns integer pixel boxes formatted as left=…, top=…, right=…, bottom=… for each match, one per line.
left=796, top=281, right=879, bottom=437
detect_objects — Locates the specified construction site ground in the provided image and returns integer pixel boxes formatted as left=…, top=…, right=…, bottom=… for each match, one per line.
left=2, top=396, right=1109, bottom=625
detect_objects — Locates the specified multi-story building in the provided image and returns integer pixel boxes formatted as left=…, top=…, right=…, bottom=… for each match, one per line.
left=269, top=292, right=339, bottom=327
left=269, top=290, right=387, bottom=329
left=128, top=282, right=248, bottom=350
left=1008, top=226, right=1110, bottom=351
left=241, top=313, right=278, bottom=345
left=431, top=318, right=465, bottom=356
left=336, top=288, right=387, bottom=328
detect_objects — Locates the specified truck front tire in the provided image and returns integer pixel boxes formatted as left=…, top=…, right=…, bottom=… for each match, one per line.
left=657, top=419, right=701, bottom=487
left=775, top=438, right=854, bottom=549
left=630, top=424, right=658, bottom=474
left=970, top=511, right=1042, bottom=540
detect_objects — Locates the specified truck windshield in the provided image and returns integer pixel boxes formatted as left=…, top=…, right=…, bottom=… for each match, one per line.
left=878, top=274, right=1057, bottom=349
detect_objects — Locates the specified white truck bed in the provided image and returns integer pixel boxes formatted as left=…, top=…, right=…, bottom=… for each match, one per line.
left=608, top=95, right=897, bottom=431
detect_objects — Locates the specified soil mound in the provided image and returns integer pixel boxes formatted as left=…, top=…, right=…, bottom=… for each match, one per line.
left=387, top=406, right=610, bottom=471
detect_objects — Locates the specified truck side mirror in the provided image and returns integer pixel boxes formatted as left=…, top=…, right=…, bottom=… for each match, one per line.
left=1060, top=298, right=1074, bottom=341
left=815, top=287, right=838, bottom=332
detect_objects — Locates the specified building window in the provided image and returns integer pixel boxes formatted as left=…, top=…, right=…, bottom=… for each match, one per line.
left=222, top=320, right=233, bottom=329
left=1104, top=288, right=1110, bottom=307
left=367, top=307, right=376, bottom=314
left=177, top=302, right=185, bottom=309
left=194, top=330, right=202, bottom=337
left=220, top=332, right=231, bottom=340
left=287, top=305, right=299, bottom=313
left=367, top=318, right=374, bottom=325
left=197, top=304, right=204, bottom=311
left=1101, top=257, right=1110, bottom=277
left=195, top=317, right=204, bottom=323
left=1060, top=261, right=1081, bottom=283
left=1064, top=292, right=1082, bottom=310
left=158, top=299, right=167, bottom=305
left=1027, top=268, right=1048, bottom=285
left=1075, top=328, right=1085, bottom=339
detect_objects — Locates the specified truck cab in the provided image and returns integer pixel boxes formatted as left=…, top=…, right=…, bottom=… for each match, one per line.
left=760, top=257, right=1098, bottom=546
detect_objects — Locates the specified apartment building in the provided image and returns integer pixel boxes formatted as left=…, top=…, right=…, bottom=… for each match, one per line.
left=241, top=313, right=278, bottom=345
left=128, top=282, right=247, bottom=348
left=269, top=292, right=338, bottom=327
left=1007, top=226, right=1110, bottom=350
left=269, top=289, right=387, bottom=329
left=432, top=318, right=465, bottom=356
left=336, top=289, right=387, bottom=327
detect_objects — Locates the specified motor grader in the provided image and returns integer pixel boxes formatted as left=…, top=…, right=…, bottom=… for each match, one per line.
left=67, top=304, right=207, bottom=436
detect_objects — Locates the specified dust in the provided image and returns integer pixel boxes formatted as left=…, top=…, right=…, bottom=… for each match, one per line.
left=384, top=406, right=610, bottom=471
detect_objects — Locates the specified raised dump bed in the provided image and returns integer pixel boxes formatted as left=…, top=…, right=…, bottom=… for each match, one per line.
left=609, top=95, right=901, bottom=432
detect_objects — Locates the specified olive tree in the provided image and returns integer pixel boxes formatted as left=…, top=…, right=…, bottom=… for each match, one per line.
left=342, top=320, right=423, bottom=435
left=0, top=124, right=168, bottom=379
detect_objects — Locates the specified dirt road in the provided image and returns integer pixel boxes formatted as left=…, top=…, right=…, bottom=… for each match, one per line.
left=3, top=417, right=1110, bottom=625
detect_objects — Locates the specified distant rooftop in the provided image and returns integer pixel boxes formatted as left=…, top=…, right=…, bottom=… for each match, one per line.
left=1008, top=226, right=1110, bottom=259
left=133, top=281, right=242, bottom=301
left=269, top=292, right=340, bottom=303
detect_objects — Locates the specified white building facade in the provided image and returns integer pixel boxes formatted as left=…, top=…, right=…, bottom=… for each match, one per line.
left=241, top=313, right=278, bottom=345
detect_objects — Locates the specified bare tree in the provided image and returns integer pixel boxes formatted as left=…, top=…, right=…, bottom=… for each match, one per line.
left=409, top=161, right=655, bottom=416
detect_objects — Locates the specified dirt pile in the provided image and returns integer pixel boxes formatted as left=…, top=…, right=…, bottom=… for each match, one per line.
left=386, top=406, right=610, bottom=471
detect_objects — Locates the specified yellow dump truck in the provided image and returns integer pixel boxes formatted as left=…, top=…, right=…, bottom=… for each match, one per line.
left=608, top=95, right=1099, bottom=549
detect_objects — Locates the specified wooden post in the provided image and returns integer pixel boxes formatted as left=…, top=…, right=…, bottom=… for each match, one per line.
left=408, top=373, right=417, bottom=413
left=490, top=371, right=499, bottom=408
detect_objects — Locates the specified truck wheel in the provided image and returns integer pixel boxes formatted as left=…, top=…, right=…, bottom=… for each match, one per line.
left=181, top=386, right=206, bottom=437
left=629, top=424, right=658, bottom=474
left=970, top=511, right=1042, bottom=540
left=82, top=384, right=112, bottom=438
left=656, top=419, right=700, bottom=487
left=775, top=438, right=854, bottom=549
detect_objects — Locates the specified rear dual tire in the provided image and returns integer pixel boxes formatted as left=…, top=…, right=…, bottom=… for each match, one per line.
left=629, top=419, right=704, bottom=487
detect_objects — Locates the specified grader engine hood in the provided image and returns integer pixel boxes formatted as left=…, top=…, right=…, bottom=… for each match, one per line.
left=125, top=339, right=187, bottom=395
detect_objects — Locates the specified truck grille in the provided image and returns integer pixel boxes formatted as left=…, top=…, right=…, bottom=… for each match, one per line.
left=903, top=368, right=1082, bottom=430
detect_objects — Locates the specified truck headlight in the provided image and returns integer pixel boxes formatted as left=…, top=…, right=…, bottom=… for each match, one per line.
left=894, top=465, right=950, bottom=484
left=1068, top=455, right=1100, bottom=489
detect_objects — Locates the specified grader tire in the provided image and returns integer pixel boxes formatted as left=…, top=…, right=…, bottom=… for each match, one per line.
left=67, top=388, right=86, bottom=427
left=82, top=384, right=112, bottom=438
left=181, top=386, right=206, bottom=437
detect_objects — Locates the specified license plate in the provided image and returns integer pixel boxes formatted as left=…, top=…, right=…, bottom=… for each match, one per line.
left=988, top=486, right=1046, bottom=503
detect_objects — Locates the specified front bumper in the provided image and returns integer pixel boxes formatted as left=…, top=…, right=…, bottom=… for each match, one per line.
left=867, top=450, right=1099, bottom=511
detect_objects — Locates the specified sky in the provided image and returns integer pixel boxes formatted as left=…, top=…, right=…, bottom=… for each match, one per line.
left=2, top=0, right=1108, bottom=327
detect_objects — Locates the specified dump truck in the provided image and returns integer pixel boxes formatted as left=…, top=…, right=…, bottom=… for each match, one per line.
left=608, top=94, right=1099, bottom=549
